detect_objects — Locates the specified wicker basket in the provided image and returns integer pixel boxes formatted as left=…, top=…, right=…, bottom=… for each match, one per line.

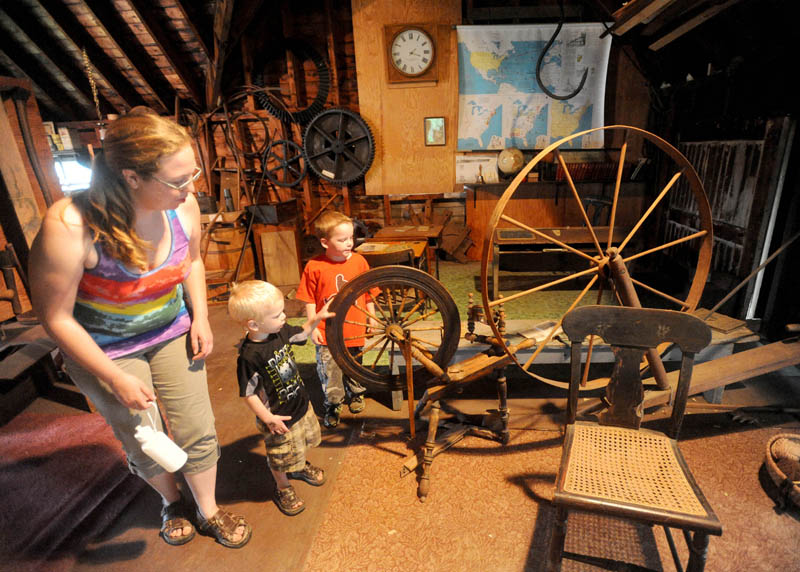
left=765, top=433, right=800, bottom=510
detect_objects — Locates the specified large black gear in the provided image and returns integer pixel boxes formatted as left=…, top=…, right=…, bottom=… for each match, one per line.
left=302, top=108, right=375, bottom=185
left=255, top=39, right=331, bottom=125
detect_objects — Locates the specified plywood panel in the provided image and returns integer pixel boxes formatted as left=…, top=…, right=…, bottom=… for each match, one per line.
left=352, top=0, right=461, bottom=196
left=260, top=229, right=301, bottom=291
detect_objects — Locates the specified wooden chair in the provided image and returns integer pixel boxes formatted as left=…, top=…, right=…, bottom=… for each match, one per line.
left=360, top=248, right=415, bottom=268
left=548, top=305, right=721, bottom=572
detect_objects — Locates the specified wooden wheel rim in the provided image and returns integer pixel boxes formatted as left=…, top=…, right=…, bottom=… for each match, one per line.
left=479, top=125, right=713, bottom=390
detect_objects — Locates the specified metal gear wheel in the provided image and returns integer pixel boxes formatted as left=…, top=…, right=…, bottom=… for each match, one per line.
left=263, top=139, right=307, bottom=188
left=255, top=39, right=331, bottom=125
left=302, top=108, right=376, bottom=185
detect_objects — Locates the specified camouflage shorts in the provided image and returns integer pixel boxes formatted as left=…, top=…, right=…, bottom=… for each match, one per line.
left=256, top=405, right=321, bottom=473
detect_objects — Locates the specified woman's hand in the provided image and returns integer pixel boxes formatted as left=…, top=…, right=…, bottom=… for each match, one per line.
left=190, top=316, right=214, bottom=360
left=311, top=327, right=324, bottom=345
left=110, top=372, right=155, bottom=410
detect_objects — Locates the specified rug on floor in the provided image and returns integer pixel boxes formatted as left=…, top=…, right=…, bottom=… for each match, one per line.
left=0, top=412, right=144, bottom=572
left=305, top=414, right=800, bottom=571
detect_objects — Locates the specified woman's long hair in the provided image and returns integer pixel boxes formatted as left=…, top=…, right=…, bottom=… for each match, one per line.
left=72, top=107, right=192, bottom=270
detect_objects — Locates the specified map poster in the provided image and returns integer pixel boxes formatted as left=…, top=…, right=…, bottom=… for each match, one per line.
left=456, top=24, right=611, bottom=151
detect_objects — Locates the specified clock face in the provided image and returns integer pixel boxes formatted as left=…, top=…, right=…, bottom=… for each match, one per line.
left=390, top=28, right=434, bottom=77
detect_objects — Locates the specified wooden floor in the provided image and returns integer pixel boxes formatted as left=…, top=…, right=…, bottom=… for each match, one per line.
left=7, top=261, right=800, bottom=571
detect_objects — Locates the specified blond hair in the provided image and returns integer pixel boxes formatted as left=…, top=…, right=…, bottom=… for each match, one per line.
left=228, top=280, right=283, bottom=323
left=72, top=107, right=192, bottom=270
left=313, top=210, right=352, bottom=240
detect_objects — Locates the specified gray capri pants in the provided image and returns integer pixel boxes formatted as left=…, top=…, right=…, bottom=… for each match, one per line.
left=64, top=333, right=220, bottom=480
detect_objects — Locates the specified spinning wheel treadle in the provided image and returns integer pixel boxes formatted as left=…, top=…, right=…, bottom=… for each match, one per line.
left=325, top=266, right=460, bottom=390
left=480, top=125, right=713, bottom=391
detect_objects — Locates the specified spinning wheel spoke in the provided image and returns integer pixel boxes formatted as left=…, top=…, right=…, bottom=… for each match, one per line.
left=352, top=333, right=391, bottom=361
left=622, top=230, right=708, bottom=264
left=352, top=301, right=382, bottom=324
left=629, top=277, right=690, bottom=309
left=481, top=126, right=713, bottom=390
left=369, top=338, right=391, bottom=370
left=488, top=266, right=599, bottom=308
left=522, top=275, right=598, bottom=370
left=406, top=325, right=445, bottom=332
left=607, top=135, right=627, bottom=249
left=618, top=170, right=683, bottom=254
left=402, top=307, right=442, bottom=328
left=500, top=214, right=599, bottom=264
left=555, top=151, right=604, bottom=256
left=344, top=318, right=372, bottom=328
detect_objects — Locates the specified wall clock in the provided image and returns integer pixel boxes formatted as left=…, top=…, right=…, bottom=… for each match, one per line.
left=384, top=24, right=439, bottom=84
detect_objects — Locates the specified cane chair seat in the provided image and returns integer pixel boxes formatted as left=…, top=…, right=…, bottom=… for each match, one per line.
left=558, top=422, right=719, bottom=528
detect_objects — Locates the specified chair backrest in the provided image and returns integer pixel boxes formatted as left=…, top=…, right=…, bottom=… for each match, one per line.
left=361, top=248, right=415, bottom=268
left=562, top=305, right=711, bottom=438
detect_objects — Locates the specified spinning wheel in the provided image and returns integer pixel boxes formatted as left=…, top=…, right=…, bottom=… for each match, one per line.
left=325, top=266, right=461, bottom=390
left=480, top=125, right=713, bottom=390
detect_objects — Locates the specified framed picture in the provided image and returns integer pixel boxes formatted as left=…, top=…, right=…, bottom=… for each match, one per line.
left=424, top=117, right=446, bottom=146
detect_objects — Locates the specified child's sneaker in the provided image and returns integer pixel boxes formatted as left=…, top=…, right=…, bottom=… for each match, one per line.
left=323, top=404, right=342, bottom=428
left=348, top=394, right=365, bottom=414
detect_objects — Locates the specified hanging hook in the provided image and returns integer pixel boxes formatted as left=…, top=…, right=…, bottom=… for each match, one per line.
left=535, top=0, right=588, bottom=101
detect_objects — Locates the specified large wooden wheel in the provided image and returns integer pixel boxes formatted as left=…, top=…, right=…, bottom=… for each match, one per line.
left=480, top=125, right=713, bottom=390
left=326, top=266, right=461, bottom=391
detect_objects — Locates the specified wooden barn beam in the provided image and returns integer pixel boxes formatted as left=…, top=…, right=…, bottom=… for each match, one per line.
left=0, top=37, right=89, bottom=121
left=34, top=0, right=144, bottom=111
left=0, top=54, right=68, bottom=121
left=126, top=0, right=203, bottom=108
left=1, top=4, right=115, bottom=118
left=81, top=0, right=173, bottom=113
left=207, top=0, right=235, bottom=109
left=173, top=0, right=211, bottom=62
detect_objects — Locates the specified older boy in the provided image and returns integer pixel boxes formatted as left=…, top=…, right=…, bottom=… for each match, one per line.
left=296, top=210, right=374, bottom=428
left=228, top=280, right=333, bottom=516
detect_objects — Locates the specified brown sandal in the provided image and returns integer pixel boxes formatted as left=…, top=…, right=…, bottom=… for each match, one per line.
left=274, top=485, right=305, bottom=516
left=160, top=497, right=195, bottom=546
left=288, top=461, right=326, bottom=486
left=196, top=507, right=252, bottom=548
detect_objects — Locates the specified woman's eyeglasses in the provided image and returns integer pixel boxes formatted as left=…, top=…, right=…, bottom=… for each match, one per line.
left=151, top=166, right=203, bottom=191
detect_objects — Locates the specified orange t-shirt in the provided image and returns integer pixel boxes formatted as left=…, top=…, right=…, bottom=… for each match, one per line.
left=296, top=253, right=373, bottom=347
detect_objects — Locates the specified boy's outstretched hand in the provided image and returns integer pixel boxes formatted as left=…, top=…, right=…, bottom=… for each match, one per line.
left=315, top=298, right=336, bottom=322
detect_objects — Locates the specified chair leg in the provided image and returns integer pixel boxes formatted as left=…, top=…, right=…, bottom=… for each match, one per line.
left=686, top=531, right=710, bottom=572
left=546, top=506, right=568, bottom=572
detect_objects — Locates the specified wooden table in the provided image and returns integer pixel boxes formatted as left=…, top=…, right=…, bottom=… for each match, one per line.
left=356, top=240, right=431, bottom=275
left=369, top=225, right=444, bottom=278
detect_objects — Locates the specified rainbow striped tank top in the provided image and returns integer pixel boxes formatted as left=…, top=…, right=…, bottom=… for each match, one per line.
left=74, top=209, right=192, bottom=359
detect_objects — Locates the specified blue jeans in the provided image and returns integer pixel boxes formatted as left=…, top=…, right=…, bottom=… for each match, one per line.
left=315, top=345, right=366, bottom=408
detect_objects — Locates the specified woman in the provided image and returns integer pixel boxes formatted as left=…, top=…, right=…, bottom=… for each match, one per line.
left=29, top=108, right=251, bottom=548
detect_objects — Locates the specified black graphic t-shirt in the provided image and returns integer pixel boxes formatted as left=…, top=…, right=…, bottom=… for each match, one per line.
left=236, top=324, right=309, bottom=427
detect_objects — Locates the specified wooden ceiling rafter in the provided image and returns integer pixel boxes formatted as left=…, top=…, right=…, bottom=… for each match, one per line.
left=0, top=3, right=116, bottom=119
left=173, top=0, right=211, bottom=62
left=0, top=51, right=68, bottom=121
left=80, top=0, right=173, bottom=114
left=35, top=0, right=145, bottom=113
left=602, top=0, right=680, bottom=37
left=648, top=0, right=746, bottom=51
left=126, top=0, right=204, bottom=108
left=0, top=32, right=89, bottom=121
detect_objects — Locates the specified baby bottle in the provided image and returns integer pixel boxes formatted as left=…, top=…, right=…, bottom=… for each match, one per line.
left=134, top=403, right=187, bottom=472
